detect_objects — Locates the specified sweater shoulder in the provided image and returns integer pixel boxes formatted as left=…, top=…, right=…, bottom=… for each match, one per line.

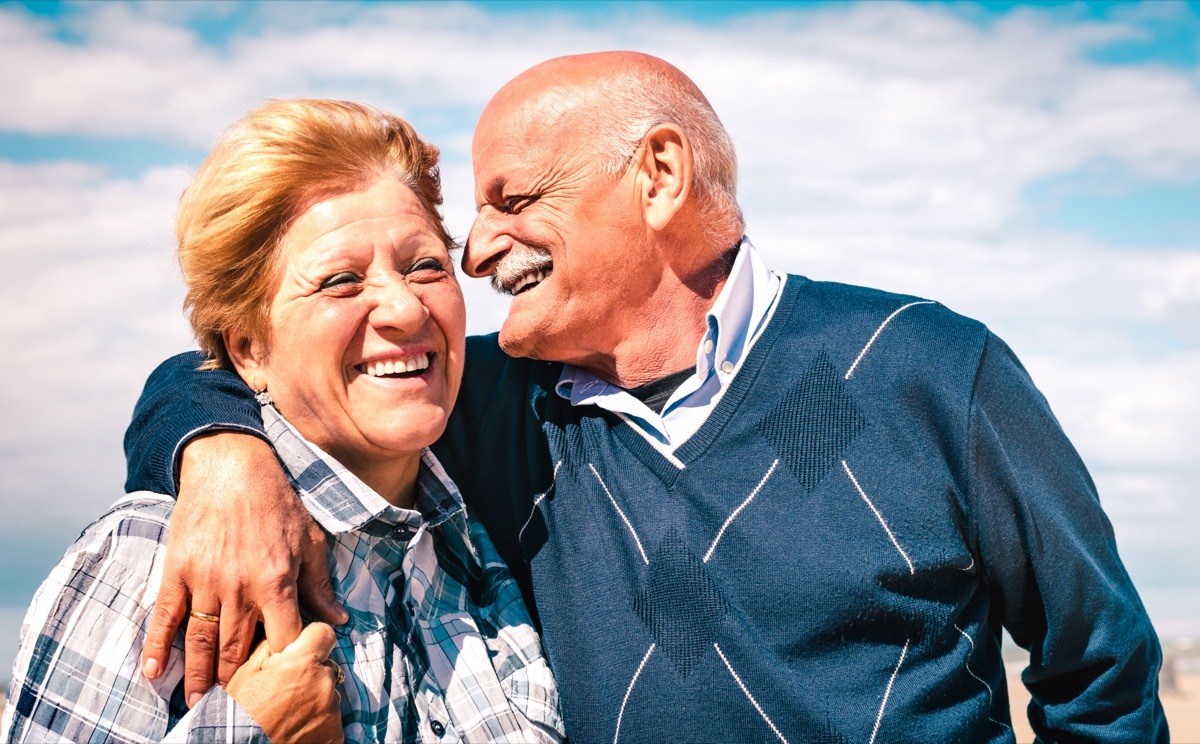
left=781, top=275, right=991, bottom=366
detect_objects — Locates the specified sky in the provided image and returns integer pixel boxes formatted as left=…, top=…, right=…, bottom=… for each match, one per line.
left=1, top=0, right=1198, bottom=683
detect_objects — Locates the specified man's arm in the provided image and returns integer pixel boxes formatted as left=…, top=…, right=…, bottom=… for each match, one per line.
left=968, top=333, right=1168, bottom=741
left=124, top=352, right=268, bottom=496
left=126, top=353, right=345, bottom=704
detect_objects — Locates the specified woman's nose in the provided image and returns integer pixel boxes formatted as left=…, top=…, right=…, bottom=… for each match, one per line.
left=368, top=275, right=429, bottom=330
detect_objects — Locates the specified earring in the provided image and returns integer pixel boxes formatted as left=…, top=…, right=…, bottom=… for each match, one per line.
left=254, top=388, right=274, bottom=406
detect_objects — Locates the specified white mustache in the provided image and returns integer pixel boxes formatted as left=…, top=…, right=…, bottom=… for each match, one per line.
left=491, top=246, right=553, bottom=294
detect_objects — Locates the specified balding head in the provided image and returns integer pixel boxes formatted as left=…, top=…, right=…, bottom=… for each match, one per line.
left=465, top=52, right=745, bottom=382
left=479, top=52, right=743, bottom=242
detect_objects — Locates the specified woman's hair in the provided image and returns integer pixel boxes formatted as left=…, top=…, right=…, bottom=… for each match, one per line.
left=177, top=98, right=452, bottom=370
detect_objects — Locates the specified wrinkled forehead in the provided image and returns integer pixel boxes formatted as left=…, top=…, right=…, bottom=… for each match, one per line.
left=472, top=99, right=595, bottom=198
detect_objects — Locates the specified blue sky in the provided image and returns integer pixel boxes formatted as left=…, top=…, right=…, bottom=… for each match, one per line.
left=1, top=0, right=1198, bottom=682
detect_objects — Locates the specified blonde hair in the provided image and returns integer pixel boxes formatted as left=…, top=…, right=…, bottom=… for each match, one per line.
left=177, top=98, right=451, bottom=370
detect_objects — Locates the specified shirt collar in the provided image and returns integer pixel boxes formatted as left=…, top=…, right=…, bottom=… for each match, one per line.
left=555, top=236, right=779, bottom=405
left=261, top=403, right=463, bottom=537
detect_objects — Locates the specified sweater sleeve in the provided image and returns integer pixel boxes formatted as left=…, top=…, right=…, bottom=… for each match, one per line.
left=967, top=332, right=1167, bottom=741
left=123, top=351, right=267, bottom=497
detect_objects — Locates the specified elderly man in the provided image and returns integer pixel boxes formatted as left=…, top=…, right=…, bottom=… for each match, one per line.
left=126, top=52, right=1167, bottom=741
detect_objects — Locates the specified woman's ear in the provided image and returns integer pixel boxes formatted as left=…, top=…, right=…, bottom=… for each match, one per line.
left=223, top=328, right=268, bottom=391
left=635, top=123, right=693, bottom=232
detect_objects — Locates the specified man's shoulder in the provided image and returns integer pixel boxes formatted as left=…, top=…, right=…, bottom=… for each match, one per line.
left=781, top=274, right=990, bottom=345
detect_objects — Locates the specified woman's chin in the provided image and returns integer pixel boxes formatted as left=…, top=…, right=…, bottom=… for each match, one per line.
left=354, top=405, right=450, bottom=453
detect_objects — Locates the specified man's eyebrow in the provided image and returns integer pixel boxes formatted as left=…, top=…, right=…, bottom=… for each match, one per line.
left=476, top=175, right=506, bottom=211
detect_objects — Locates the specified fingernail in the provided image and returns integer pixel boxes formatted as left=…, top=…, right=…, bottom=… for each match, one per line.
left=336, top=605, right=349, bottom=624
left=188, top=692, right=202, bottom=708
left=142, top=658, right=160, bottom=680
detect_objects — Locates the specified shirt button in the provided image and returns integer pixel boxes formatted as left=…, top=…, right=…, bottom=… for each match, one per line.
left=720, top=360, right=735, bottom=374
left=702, top=339, right=714, bottom=355
left=431, top=720, right=446, bottom=736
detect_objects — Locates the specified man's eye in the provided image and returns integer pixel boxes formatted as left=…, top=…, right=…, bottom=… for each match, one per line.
left=320, top=272, right=360, bottom=290
left=502, top=194, right=536, bottom=214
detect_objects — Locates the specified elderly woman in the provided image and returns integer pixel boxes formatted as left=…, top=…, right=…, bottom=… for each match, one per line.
left=2, top=99, right=562, bottom=743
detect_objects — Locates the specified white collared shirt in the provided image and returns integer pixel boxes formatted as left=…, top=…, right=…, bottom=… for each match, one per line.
left=555, top=237, right=783, bottom=449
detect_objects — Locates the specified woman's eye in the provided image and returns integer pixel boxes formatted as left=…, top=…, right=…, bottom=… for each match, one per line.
left=320, top=272, right=360, bottom=290
left=406, top=257, right=445, bottom=275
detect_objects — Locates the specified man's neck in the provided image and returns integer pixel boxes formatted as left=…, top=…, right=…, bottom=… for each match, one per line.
left=571, top=245, right=737, bottom=388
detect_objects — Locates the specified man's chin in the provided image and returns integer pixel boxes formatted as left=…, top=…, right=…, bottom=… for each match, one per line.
left=494, top=314, right=554, bottom=360
left=497, top=320, right=540, bottom=360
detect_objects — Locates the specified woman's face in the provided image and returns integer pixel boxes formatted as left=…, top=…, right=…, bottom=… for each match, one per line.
left=232, top=177, right=465, bottom=492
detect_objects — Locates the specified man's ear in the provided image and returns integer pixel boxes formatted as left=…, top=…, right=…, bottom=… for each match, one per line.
left=224, top=328, right=267, bottom=391
left=635, top=124, right=692, bottom=232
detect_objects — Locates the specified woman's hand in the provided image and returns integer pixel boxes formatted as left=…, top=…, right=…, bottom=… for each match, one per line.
left=227, top=622, right=345, bottom=743
left=139, top=431, right=347, bottom=705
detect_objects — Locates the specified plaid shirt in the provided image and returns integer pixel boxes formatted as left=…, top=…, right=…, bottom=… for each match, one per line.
left=2, top=403, right=562, bottom=743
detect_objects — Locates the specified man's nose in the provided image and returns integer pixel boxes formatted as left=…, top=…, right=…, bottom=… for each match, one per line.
left=462, top=211, right=509, bottom=278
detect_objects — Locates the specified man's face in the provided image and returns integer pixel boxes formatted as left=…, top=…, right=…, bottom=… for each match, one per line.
left=464, top=106, right=651, bottom=366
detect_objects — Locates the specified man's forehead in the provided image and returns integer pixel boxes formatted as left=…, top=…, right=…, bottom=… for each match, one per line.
left=473, top=115, right=554, bottom=187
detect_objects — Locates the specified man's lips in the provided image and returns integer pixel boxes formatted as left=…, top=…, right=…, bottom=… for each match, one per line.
left=490, top=246, right=553, bottom=296
left=510, top=268, right=550, bottom=296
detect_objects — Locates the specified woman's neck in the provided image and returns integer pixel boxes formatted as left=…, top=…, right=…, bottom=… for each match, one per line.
left=339, top=450, right=423, bottom=511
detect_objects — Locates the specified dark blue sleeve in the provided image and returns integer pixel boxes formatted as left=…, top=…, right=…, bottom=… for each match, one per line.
left=968, top=333, right=1168, bottom=741
left=123, top=351, right=267, bottom=497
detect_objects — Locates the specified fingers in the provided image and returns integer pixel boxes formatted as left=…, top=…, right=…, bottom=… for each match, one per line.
left=243, top=636, right=272, bottom=670
left=281, top=622, right=337, bottom=661
left=216, top=595, right=258, bottom=687
left=260, top=578, right=303, bottom=655
left=244, top=623, right=343, bottom=744
left=141, top=574, right=188, bottom=680
left=183, top=598, right=220, bottom=707
left=298, top=527, right=348, bottom=626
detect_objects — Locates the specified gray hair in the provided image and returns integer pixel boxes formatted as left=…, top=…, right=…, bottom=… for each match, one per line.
left=578, top=68, right=744, bottom=240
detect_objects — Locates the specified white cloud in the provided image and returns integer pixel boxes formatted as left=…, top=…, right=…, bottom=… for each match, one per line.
left=0, top=161, right=193, bottom=525
left=0, top=1, right=1196, bottom=653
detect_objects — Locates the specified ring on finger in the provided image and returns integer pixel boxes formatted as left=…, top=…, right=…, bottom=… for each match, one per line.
left=322, top=658, right=345, bottom=685
left=188, top=609, right=220, bottom=623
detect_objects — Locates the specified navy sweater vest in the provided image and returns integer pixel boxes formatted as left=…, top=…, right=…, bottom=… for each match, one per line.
left=433, top=276, right=1163, bottom=743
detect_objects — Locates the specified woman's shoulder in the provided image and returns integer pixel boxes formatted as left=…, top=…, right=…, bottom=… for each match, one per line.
left=40, top=492, right=175, bottom=600
left=71, top=492, right=175, bottom=554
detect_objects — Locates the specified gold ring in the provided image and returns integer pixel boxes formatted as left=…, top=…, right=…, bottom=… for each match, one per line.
left=188, top=609, right=220, bottom=623
left=323, top=658, right=345, bottom=685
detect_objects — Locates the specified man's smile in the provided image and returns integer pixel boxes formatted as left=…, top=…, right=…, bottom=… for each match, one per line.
left=510, top=268, right=551, bottom=295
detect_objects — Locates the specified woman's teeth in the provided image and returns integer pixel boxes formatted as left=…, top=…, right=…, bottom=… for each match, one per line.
left=362, top=352, right=430, bottom=378
left=511, top=270, right=548, bottom=296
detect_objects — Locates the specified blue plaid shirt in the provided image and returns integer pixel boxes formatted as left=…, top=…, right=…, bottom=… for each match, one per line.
left=2, top=403, right=562, bottom=743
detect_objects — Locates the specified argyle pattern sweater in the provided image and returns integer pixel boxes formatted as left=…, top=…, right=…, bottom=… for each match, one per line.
left=126, top=276, right=1167, bottom=743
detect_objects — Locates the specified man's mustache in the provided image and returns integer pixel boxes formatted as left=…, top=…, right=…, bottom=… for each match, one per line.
left=491, top=245, right=554, bottom=295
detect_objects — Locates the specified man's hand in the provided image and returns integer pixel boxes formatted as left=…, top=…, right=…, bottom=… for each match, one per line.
left=226, top=622, right=345, bottom=744
left=140, top=431, right=347, bottom=706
